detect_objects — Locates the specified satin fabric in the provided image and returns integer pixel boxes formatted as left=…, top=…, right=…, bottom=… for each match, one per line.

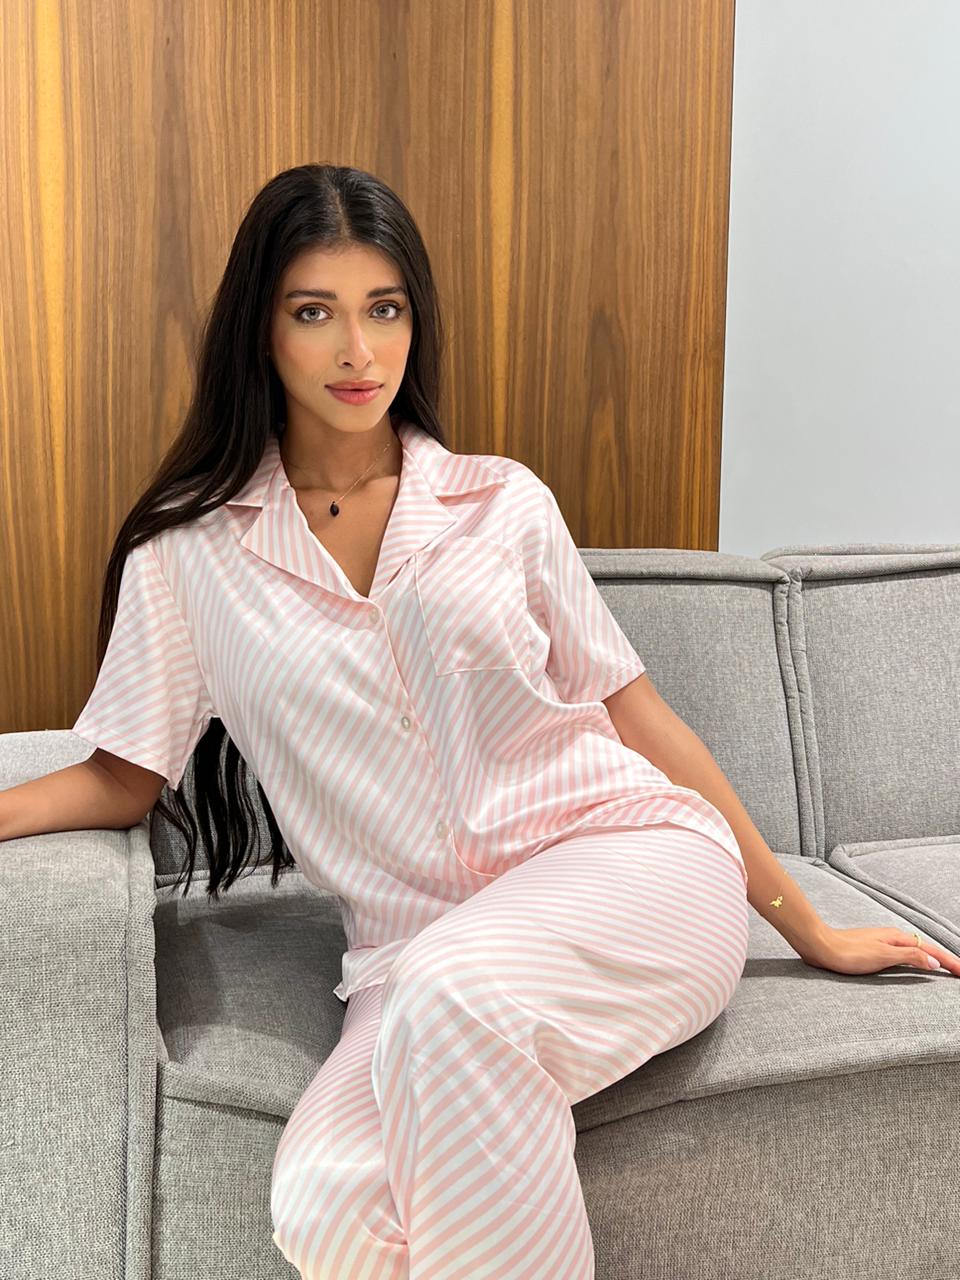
left=270, top=822, right=749, bottom=1279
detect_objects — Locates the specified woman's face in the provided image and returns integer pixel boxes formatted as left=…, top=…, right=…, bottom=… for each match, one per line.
left=268, top=242, right=414, bottom=433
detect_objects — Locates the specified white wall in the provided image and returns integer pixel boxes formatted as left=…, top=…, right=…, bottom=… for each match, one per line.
left=720, top=2, right=960, bottom=556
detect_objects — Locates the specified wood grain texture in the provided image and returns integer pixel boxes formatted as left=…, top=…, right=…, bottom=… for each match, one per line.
left=0, top=0, right=734, bottom=731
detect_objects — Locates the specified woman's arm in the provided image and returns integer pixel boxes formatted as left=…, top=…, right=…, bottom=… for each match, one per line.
left=604, top=674, right=829, bottom=958
left=605, top=675, right=960, bottom=977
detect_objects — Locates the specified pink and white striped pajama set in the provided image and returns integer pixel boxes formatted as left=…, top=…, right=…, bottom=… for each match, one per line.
left=72, top=416, right=749, bottom=1278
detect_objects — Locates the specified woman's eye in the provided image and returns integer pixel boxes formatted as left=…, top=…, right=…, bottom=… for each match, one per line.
left=295, top=302, right=405, bottom=323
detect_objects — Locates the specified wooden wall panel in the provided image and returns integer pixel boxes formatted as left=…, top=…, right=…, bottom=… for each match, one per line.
left=0, top=0, right=735, bottom=731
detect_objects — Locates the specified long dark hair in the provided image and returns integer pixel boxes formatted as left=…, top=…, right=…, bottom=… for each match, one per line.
left=89, top=163, right=448, bottom=899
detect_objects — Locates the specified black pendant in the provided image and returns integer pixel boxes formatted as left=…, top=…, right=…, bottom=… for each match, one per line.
left=330, top=501, right=340, bottom=516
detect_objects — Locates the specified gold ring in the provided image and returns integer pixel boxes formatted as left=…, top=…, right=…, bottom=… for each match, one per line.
left=912, top=932, right=922, bottom=947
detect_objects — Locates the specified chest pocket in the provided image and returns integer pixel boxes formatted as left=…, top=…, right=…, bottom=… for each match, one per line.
left=415, top=536, right=532, bottom=676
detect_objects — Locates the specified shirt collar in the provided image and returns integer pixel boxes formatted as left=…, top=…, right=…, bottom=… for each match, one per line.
left=223, top=416, right=509, bottom=603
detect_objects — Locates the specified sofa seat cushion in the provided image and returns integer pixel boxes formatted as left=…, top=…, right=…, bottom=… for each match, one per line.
left=822, top=833, right=960, bottom=950
left=154, top=870, right=347, bottom=1092
left=155, top=855, right=960, bottom=1134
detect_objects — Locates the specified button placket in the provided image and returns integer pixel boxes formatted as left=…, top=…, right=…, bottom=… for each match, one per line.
left=370, top=595, right=471, bottom=874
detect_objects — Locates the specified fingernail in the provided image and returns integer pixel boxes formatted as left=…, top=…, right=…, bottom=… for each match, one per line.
left=928, top=956, right=941, bottom=968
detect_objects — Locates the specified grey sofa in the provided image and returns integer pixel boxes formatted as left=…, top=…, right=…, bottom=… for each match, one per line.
left=3, top=541, right=959, bottom=1280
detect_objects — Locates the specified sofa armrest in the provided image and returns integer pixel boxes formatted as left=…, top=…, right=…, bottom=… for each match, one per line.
left=1, top=729, right=157, bottom=1280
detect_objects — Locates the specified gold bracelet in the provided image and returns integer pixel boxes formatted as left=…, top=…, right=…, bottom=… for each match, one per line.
left=770, top=873, right=786, bottom=909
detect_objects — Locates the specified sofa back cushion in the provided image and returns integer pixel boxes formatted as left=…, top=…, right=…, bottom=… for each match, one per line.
left=581, top=547, right=801, bottom=857
left=760, top=544, right=960, bottom=856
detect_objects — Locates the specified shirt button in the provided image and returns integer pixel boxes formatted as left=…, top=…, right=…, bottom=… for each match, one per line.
left=435, top=820, right=449, bottom=839
left=400, top=715, right=411, bottom=731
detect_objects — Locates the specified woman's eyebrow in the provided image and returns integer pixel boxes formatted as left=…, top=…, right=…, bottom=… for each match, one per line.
left=284, top=285, right=408, bottom=300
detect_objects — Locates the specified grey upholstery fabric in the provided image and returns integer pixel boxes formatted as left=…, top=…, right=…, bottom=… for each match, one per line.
left=2, top=542, right=957, bottom=1278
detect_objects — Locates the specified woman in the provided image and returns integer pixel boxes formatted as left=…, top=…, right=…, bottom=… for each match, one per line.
left=69, top=163, right=948, bottom=1280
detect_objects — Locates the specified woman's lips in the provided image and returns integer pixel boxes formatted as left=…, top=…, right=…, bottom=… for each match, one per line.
left=327, top=385, right=382, bottom=404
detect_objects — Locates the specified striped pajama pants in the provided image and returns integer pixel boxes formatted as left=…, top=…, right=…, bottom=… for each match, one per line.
left=269, top=822, right=750, bottom=1279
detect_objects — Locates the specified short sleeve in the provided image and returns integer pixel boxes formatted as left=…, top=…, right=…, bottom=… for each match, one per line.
left=71, top=539, right=215, bottom=791
left=528, top=480, right=646, bottom=704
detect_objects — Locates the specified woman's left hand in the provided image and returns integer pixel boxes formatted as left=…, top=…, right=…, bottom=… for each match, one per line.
left=799, top=926, right=960, bottom=977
